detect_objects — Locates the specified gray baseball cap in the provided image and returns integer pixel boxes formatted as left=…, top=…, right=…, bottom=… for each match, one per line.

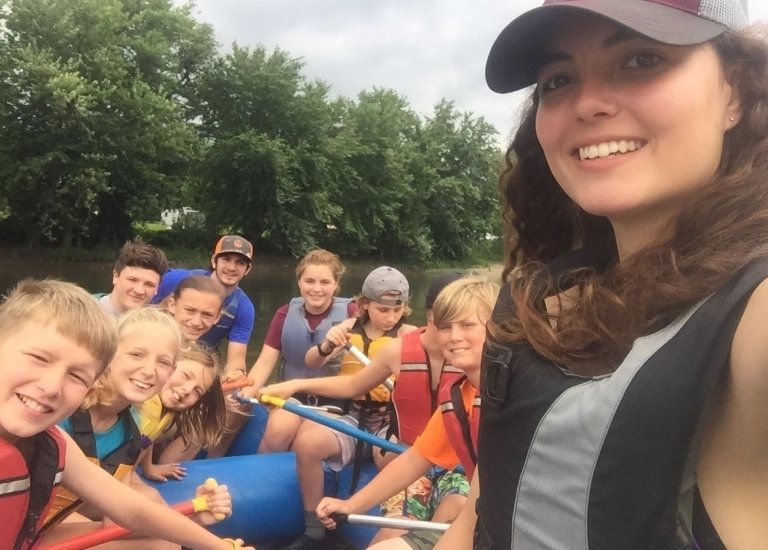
left=362, top=266, right=410, bottom=306
left=486, top=0, right=749, bottom=94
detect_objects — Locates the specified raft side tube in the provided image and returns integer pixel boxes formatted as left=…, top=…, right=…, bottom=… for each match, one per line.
left=327, top=460, right=382, bottom=549
left=227, top=403, right=268, bottom=456
left=147, top=453, right=303, bottom=542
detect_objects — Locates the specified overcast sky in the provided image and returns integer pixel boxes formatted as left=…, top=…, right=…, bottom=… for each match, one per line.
left=184, top=1, right=768, bottom=147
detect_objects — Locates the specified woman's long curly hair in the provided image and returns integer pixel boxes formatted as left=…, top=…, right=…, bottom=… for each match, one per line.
left=492, top=27, right=768, bottom=370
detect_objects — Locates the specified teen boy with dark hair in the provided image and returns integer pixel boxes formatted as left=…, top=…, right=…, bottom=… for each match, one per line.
left=95, top=239, right=168, bottom=318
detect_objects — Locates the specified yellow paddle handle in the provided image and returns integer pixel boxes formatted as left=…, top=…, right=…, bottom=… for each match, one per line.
left=190, top=477, right=226, bottom=521
left=260, top=394, right=286, bottom=408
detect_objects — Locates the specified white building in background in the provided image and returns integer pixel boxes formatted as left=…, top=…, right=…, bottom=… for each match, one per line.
left=161, top=206, right=203, bottom=228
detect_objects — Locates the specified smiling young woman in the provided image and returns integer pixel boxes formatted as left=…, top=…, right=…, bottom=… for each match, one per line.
left=534, top=15, right=740, bottom=248
left=434, top=1, right=768, bottom=549
left=203, top=249, right=357, bottom=460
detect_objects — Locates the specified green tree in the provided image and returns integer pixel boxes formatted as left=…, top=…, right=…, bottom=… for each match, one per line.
left=0, top=44, right=111, bottom=247
left=326, top=88, right=429, bottom=259
left=194, top=46, right=345, bottom=254
left=421, top=100, right=500, bottom=260
left=0, top=0, right=213, bottom=246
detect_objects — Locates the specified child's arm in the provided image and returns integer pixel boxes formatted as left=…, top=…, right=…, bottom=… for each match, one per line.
left=158, top=435, right=202, bottom=463
left=315, top=447, right=433, bottom=529
left=139, top=441, right=186, bottom=482
left=237, top=343, right=281, bottom=397
left=58, top=430, right=245, bottom=550
left=304, top=317, right=357, bottom=368
left=262, top=337, right=402, bottom=400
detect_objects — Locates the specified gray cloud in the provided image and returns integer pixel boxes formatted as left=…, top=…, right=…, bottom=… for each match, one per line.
left=185, top=0, right=768, bottom=149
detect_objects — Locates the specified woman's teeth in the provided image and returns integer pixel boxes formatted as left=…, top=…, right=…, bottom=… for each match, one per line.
left=579, top=139, right=643, bottom=160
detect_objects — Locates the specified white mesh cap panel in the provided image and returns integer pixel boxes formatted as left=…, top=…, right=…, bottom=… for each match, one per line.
left=699, top=0, right=749, bottom=29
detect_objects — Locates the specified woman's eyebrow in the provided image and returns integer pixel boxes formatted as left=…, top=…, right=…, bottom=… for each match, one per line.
left=603, top=28, right=637, bottom=48
left=537, top=28, right=638, bottom=72
left=538, top=51, right=570, bottom=70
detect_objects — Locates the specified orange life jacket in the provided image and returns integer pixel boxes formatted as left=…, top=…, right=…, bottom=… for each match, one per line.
left=392, top=328, right=464, bottom=445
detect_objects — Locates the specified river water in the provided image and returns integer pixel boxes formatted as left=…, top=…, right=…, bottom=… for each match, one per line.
left=0, top=257, right=501, bottom=366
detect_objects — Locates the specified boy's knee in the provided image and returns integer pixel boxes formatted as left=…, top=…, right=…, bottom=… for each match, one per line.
left=292, top=430, right=334, bottom=460
left=291, top=434, right=318, bottom=457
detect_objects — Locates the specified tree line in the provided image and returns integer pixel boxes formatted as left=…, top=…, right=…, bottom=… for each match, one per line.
left=0, top=0, right=502, bottom=262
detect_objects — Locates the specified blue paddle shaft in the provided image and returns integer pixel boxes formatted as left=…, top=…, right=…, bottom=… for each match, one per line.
left=236, top=392, right=407, bottom=454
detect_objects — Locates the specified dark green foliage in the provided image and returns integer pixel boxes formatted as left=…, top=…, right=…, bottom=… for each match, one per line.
left=0, top=0, right=501, bottom=262
left=193, top=49, right=501, bottom=261
left=136, top=224, right=216, bottom=255
left=0, top=0, right=213, bottom=247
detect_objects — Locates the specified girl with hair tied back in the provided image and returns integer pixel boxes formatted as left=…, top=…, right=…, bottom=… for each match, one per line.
left=208, top=248, right=357, bottom=458
left=436, top=1, right=768, bottom=549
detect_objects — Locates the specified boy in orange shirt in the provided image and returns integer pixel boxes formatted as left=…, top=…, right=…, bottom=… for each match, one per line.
left=314, top=276, right=498, bottom=550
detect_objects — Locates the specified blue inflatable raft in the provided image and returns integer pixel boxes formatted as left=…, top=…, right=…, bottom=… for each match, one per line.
left=147, top=403, right=383, bottom=548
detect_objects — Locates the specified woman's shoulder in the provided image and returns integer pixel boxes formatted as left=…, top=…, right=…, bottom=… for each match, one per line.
left=274, top=303, right=291, bottom=317
left=730, top=277, right=768, bottom=377
left=696, top=278, right=768, bottom=545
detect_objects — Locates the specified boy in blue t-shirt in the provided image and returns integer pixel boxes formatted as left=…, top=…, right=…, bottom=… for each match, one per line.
left=153, top=235, right=256, bottom=377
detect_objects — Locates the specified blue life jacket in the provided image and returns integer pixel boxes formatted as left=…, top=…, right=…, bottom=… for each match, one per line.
left=280, top=297, right=352, bottom=381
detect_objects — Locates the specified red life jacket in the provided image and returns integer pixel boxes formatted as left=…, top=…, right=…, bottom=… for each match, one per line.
left=0, top=427, right=66, bottom=550
left=438, top=377, right=480, bottom=479
left=392, top=328, right=464, bottom=445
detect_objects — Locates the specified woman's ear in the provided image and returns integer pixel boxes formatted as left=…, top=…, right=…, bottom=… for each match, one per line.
left=723, top=65, right=743, bottom=130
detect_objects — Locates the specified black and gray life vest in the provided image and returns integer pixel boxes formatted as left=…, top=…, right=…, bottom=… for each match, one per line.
left=476, top=254, right=768, bottom=550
